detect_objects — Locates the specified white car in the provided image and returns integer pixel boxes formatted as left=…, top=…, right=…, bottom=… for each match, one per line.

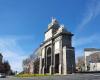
left=0, top=73, right=6, bottom=78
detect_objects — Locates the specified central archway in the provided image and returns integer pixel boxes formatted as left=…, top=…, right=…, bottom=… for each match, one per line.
left=46, top=47, right=51, bottom=73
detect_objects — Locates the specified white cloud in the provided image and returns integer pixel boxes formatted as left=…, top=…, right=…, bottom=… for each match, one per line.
left=0, top=36, right=31, bottom=72
left=77, top=0, right=100, bottom=32
left=73, top=34, right=100, bottom=47
left=73, top=34, right=100, bottom=59
left=74, top=0, right=100, bottom=58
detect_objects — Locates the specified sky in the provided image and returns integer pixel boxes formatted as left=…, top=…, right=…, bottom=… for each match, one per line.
left=0, top=0, right=100, bottom=72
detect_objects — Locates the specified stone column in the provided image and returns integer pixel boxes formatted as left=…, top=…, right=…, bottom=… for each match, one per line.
left=42, top=66, right=45, bottom=74
left=59, top=37, right=63, bottom=75
left=54, top=51, right=55, bottom=74
left=65, top=47, right=75, bottom=74
left=72, top=49, right=76, bottom=73
left=39, top=56, right=42, bottom=74
left=49, top=65, right=52, bottom=74
left=63, top=46, right=67, bottom=75
left=44, top=47, right=46, bottom=74
left=50, top=43, right=54, bottom=75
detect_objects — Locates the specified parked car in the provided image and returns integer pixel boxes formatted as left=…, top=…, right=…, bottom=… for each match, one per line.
left=0, top=73, right=6, bottom=78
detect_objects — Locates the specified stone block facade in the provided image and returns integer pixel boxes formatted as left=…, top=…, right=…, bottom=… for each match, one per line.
left=23, top=18, right=76, bottom=75
left=39, top=18, right=75, bottom=75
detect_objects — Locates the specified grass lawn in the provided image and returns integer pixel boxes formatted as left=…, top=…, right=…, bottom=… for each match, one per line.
left=16, top=74, right=50, bottom=77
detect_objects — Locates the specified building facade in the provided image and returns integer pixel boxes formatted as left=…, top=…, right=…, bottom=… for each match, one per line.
left=23, top=18, right=76, bottom=75
left=39, top=18, right=75, bottom=75
left=84, top=48, right=100, bottom=71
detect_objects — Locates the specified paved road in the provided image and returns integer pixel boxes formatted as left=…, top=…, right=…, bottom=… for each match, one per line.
left=0, top=73, right=100, bottom=80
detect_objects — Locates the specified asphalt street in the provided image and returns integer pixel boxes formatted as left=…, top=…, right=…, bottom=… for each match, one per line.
left=0, top=73, right=100, bottom=80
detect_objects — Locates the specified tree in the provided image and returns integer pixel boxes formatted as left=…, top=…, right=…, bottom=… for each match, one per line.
left=3, top=61, right=11, bottom=74
left=76, top=56, right=85, bottom=71
left=0, top=63, right=5, bottom=73
left=34, top=58, right=39, bottom=74
left=0, top=53, right=11, bottom=74
left=89, top=52, right=100, bottom=63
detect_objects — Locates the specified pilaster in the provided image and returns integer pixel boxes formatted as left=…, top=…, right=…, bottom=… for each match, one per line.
left=39, top=56, right=42, bottom=74
left=63, top=46, right=67, bottom=75
left=59, top=36, right=63, bottom=74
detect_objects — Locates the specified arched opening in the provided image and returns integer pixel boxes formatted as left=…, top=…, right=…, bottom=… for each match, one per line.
left=46, top=47, right=51, bottom=73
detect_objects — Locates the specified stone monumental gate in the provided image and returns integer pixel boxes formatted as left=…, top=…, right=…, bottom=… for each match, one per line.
left=39, top=18, right=75, bottom=75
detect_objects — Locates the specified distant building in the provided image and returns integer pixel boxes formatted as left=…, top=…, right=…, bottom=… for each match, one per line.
left=23, top=18, right=75, bottom=75
left=84, top=48, right=100, bottom=71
